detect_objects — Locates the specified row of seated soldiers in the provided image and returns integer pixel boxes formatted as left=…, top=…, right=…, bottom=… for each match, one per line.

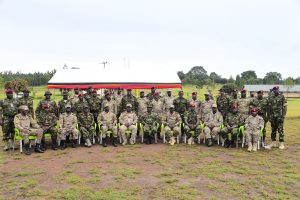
left=1, top=86, right=287, bottom=155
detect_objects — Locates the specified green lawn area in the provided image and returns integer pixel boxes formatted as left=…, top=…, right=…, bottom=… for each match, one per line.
left=0, top=85, right=299, bottom=200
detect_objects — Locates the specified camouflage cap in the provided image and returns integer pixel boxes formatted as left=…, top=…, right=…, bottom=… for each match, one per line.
left=78, top=93, right=84, bottom=97
left=84, top=104, right=89, bottom=108
left=19, top=105, right=29, bottom=110
left=126, top=103, right=132, bottom=107
left=212, top=104, right=217, bottom=108
left=103, top=103, right=109, bottom=108
left=167, top=89, right=172, bottom=92
left=44, top=91, right=52, bottom=96
left=23, top=88, right=30, bottom=93
left=62, top=91, right=68, bottom=96
left=65, top=104, right=72, bottom=108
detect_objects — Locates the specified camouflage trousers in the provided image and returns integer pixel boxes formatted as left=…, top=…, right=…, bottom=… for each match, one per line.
left=120, top=125, right=137, bottom=141
left=165, top=126, right=181, bottom=138
left=204, top=126, right=220, bottom=140
left=270, top=116, right=284, bottom=142
left=59, top=127, right=79, bottom=140
left=101, top=124, right=118, bottom=138
left=21, top=128, right=43, bottom=144
left=43, top=126, right=58, bottom=141
left=221, top=127, right=239, bottom=141
left=2, top=116, right=15, bottom=141
left=245, top=129, right=260, bottom=143
left=143, top=124, right=157, bottom=137
left=184, top=125, right=201, bottom=139
left=79, top=126, right=95, bottom=140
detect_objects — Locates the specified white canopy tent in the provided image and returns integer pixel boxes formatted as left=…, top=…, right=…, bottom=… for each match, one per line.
left=48, top=68, right=182, bottom=89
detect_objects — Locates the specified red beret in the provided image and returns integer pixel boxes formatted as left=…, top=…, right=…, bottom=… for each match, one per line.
left=42, top=104, right=49, bottom=109
left=78, top=93, right=84, bottom=97
left=251, top=107, right=258, bottom=112
left=241, top=89, right=247, bottom=93
left=5, top=89, right=13, bottom=94
left=92, top=90, right=97, bottom=93
left=154, top=92, right=160, bottom=95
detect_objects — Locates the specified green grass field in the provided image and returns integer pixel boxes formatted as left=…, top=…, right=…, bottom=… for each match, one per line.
left=0, top=85, right=299, bottom=200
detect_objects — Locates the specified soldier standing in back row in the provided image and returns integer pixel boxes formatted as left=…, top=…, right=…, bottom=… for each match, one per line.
left=120, top=89, right=138, bottom=113
left=216, top=88, right=230, bottom=120
left=36, top=91, right=58, bottom=119
left=113, top=88, right=124, bottom=115
left=88, top=90, right=102, bottom=122
left=265, top=86, right=287, bottom=150
left=73, top=94, right=89, bottom=117
left=58, top=91, right=72, bottom=115
left=146, top=87, right=156, bottom=101
left=189, top=92, right=201, bottom=116
left=18, top=88, right=34, bottom=119
left=162, top=89, right=175, bottom=114
left=200, top=93, right=214, bottom=122
left=0, top=89, right=19, bottom=151
left=70, top=87, right=80, bottom=105
left=237, top=89, right=250, bottom=122
left=173, top=90, right=188, bottom=119
left=101, top=92, right=117, bottom=115
left=137, top=91, right=148, bottom=117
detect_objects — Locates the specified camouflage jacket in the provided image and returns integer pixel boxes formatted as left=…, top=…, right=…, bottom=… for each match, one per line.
left=101, top=99, right=117, bottom=114
left=164, top=111, right=182, bottom=128
left=58, top=99, right=73, bottom=114
left=120, top=95, right=138, bottom=113
left=216, top=94, right=230, bottom=114
left=184, top=110, right=200, bottom=125
left=268, top=94, right=287, bottom=118
left=250, top=97, right=268, bottom=116
left=36, top=99, right=58, bottom=118
left=140, top=112, right=160, bottom=126
left=88, top=97, right=102, bottom=114
left=73, top=100, right=89, bottom=115
left=173, top=97, right=188, bottom=115
left=245, top=115, right=264, bottom=132
left=77, top=112, right=95, bottom=127
left=237, top=98, right=250, bottom=115
left=224, top=112, right=244, bottom=128
left=0, top=98, right=19, bottom=118
left=14, top=113, right=40, bottom=130
left=17, top=96, right=34, bottom=118
left=36, top=111, right=57, bottom=127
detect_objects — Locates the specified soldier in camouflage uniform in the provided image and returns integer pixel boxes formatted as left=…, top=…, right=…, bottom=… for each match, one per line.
left=140, top=104, right=160, bottom=144
left=119, top=104, right=138, bottom=145
left=88, top=90, right=102, bottom=122
left=70, top=87, right=80, bottom=105
left=250, top=90, right=268, bottom=144
left=37, top=104, right=58, bottom=150
left=265, top=86, right=287, bottom=150
left=59, top=104, right=79, bottom=149
left=14, top=105, right=44, bottom=155
left=120, top=89, right=138, bottom=113
left=36, top=91, right=58, bottom=119
left=98, top=104, right=118, bottom=147
left=237, top=89, right=250, bottom=122
left=101, top=92, right=117, bottom=115
left=84, top=86, right=93, bottom=102
left=245, top=108, right=264, bottom=152
left=77, top=105, right=95, bottom=148
left=18, top=88, right=34, bottom=118
left=174, top=90, right=188, bottom=119
left=113, top=88, right=124, bottom=116
left=0, top=89, right=19, bottom=151
left=146, top=86, right=156, bottom=101
left=58, top=91, right=72, bottom=115
left=151, top=92, right=164, bottom=121
left=221, top=105, right=244, bottom=148
left=189, top=92, right=201, bottom=116
left=229, top=89, right=239, bottom=108
left=162, top=89, right=175, bottom=114
left=137, top=91, right=149, bottom=117
left=200, top=93, right=214, bottom=122
left=164, top=105, right=182, bottom=146
left=216, top=88, right=230, bottom=120
left=204, top=104, right=223, bottom=147
left=184, top=103, right=201, bottom=145
left=73, top=94, right=89, bottom=117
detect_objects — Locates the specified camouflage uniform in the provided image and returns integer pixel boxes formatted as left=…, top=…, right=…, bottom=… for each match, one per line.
left=164, top=111, right=182, bottom=138
left=140, top=111, right=160, bottom=137
left=18, top=96, right=34, bottom=118
left=77, top=112, right=95, bottom=142
left=204, top=111, right=223, bottom=140
left=14, top=113, right=43, bottom=144
left=36, top=111, right=58, bottom=142
left=229, top=96, right=239, bottom=109
left=237, top=98, right=250, bottom=122
left=151, top=98, right=164, bottom=120
left=119, top=110, right=138, bottom=144
left=162, top=95, right=175, bottom=114
left=173, top=97, right=188, bottom=118
left=120, top=95, right=138, bottom=113
left=36, top=99, right=58, bottom=118
left=70, top=94, right=79, bottom=105
left=184, top=110, right=201, bottom=141
left=113, top=93, right=124, bottom=113
left=189, top=99, right=201, bottom=116
left=59, top=112, right=79, bottom=140
left=250, top=95, right=268, bottom=141
left=200, top=99, right=214, bottom=121
left=245, top=115, right=264, bottom=143
left=221, top=112, right=244, bottom=142
left=73, top=99, right=89, bottom=116
left=88, top=96, right=102, bottom=121
left=84, top=92, right=93, bottom=102
left=216, top=94, right=230, bottom=119
left=101, top=99, right=117, bottom=115
left=0, top=97, right=19, bottom=141
left=98, top=111, right=118, bottom=138
left=268, top=93, right=287, bottom=142
left=137, top=97, right=149, bottom=117
left=58, top=99, right=72, bottom=115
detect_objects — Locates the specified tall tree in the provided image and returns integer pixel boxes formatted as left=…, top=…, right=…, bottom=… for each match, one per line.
left=284, top=77, right=295, bottom=98
left=240, top=70, right=257, bottom=83
left=177, top=71, right=185, bottom=81
left=263, top=72, right=282, bottom=84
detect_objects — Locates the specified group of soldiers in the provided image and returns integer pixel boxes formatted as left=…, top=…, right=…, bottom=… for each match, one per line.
left=0, top=85, right=287, bottom=155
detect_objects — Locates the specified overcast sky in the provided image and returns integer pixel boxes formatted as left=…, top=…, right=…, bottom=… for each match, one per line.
left=0, top=0, right=299, bottom=78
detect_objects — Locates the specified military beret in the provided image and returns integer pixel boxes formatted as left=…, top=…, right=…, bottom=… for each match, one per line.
left=92, top=90, right=97, bottom=93
left=251, top=107, right=258, bottom=112
left=19, top=105, right=29, bottom=110
left=65, top=104, right=72, bottom=108
left=88, top=86, right=92, bottom=89
left=44, top=91, right=52, bottom=96
left=154, top=92, right=160, bottom=96
left=74, top=87, right=79, bottom=90
left=78, top=93, right=84, bottom=97
left=5, top=89, right=13, bottom=94
left=126, top=103, right=132, bottom=107
left=23, top=88, right=30, bottom=93
left=192, top=92, right=197, bottom=95
left=42, top=104, right=49, bottom=109
left=212, top=104, right=217, bottom=108
left=151, top=86, right=156, bottom=89
left=273, top=86, right=279, bottom=90
left=241, top=89, right=247, bottom=93
left=127, top=88, right=132, bottom=91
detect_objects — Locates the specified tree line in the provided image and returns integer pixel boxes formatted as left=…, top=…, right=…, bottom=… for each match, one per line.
left=178, top=66, right=300, bottom=90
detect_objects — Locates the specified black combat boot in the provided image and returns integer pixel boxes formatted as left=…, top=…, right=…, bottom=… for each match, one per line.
left=207, top=138, right=213, bottom=147
left=51, top=139, right=58, bottom=150
left=41, top=140, right=46, bottom=151
left=72, top=140, right=77, bottom=148
left=112, top=137, right=118, bottom=147
left=24, top=143, right=31, bottom=155
left=224, top=139, right=230, bottom=148
left=102, top=137, right=107, bottom=147
left=60, top=140, right=66, bottom=150
left=148, top=134, right=152, bottom=144
left=34, top=143, right=44, bottom=153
